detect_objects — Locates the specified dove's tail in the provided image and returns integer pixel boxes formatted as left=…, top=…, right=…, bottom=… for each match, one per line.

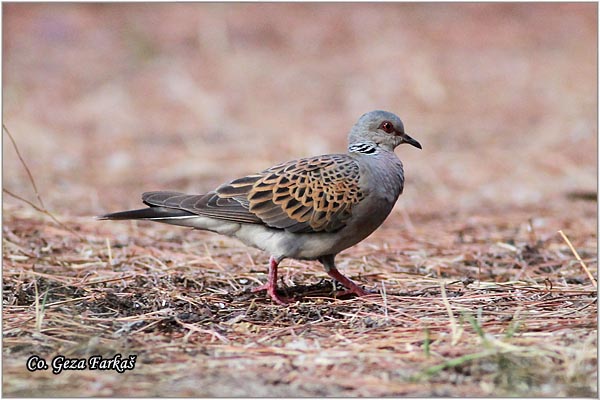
left=98, top=207, right=196, bottom=221
left=97, top=191, right=242, bottom=231
left=98, top=190, right=199, bottom=222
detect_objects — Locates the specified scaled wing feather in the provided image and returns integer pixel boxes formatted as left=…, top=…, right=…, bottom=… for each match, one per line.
left=142, top=154, right=364, bottom=233
left=217, top=154, right=364, bottom=233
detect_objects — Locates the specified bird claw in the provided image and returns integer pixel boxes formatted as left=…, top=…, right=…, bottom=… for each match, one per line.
left=250, top=283, right=269, bottom=293
left=268, top=291, right=293, bottom=305
left=251, top=282, right=294, bottom=304
left=331, top=285, right=371, bottom=298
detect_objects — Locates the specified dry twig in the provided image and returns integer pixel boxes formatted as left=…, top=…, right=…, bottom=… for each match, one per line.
left=3, top=125, right=86, bottom=241
left=558, top=230, right=597, bottom=288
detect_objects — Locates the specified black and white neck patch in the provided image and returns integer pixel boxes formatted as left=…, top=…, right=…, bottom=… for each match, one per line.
left=348, top=142, right=378, bottom=155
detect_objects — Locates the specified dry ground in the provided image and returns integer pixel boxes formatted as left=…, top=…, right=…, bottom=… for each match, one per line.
left=3, top=3, right=598, bottom=397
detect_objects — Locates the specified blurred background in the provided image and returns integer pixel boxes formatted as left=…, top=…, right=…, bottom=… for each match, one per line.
left=3, top=3, right=597, bottom=218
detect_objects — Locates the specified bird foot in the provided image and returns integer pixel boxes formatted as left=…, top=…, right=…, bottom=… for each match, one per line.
left=250, top=283, right=269, bottom=293
left=324, top=264, right=371, bottom=298
left=332, top=284, right=371, bottom=298
left=251, top=283, right=293, bottom=305
left=268, top=290, right=293, bottom=305
left=251, top=256, right=295, bottom=305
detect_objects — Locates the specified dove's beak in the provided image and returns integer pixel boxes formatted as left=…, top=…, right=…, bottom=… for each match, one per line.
left=401, top=133, right=422, bottom=149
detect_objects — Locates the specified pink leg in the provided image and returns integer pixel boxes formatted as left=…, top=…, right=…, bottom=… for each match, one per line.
left=326, top=267, right=369, bottom=297
left=251, top=256, right=291, bottom=305
left=320, top=255, right=369, bottom=297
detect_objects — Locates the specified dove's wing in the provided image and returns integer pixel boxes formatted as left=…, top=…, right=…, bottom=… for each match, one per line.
left=142, top=154, right=365, bottom=233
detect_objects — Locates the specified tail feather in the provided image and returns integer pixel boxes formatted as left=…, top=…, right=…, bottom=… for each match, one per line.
left=98, top=206, right=196, bottom=221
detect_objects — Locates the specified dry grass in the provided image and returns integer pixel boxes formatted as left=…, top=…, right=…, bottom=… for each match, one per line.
left=3, top=3, right=597, bottom=397
left=3, top=199, right=597, bottom=396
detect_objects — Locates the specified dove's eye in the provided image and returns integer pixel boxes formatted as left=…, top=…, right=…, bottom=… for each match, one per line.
left=379, top=121, right=395, bottom=134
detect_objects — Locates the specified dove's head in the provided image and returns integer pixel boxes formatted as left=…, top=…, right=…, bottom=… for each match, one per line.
left=348, top=110, right=421, bottom=152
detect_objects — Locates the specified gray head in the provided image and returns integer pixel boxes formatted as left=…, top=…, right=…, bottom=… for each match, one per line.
left=348, top=110, right=422, bottom=152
